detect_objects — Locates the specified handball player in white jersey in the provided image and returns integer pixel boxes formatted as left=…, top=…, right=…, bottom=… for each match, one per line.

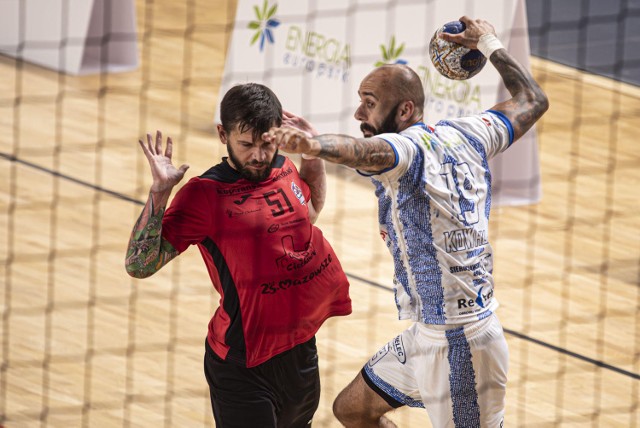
left=265, top=17, right=548, bottom=427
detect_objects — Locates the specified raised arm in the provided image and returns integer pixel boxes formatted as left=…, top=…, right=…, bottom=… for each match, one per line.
left=441, top=16, right=549, bottom=142
left=125, top=131, right=189, bottom=278
left=264, top=127, right=395, bottom=174
left=281, top=110, right=326, bottom=222
left=298, top=156, right=325, bottom=223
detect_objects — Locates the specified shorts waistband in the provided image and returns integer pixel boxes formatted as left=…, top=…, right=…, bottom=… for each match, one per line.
left=415, top=313, right=498, bottom=342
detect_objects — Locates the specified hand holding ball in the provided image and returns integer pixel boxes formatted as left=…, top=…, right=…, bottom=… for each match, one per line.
left=429, top=21, right=487, bottom=80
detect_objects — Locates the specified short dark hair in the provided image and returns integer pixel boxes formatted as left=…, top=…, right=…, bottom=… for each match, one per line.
left=219, top=83, right=283, bottom=141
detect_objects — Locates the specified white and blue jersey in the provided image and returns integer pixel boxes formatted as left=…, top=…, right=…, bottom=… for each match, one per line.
left=363, top=111, right=514, bottom=325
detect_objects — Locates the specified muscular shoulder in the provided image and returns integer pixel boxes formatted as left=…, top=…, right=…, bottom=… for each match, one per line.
left=433, top=112, right=513, bottom=158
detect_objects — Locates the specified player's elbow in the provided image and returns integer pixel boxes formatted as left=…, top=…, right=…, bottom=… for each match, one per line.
left=529, top=83, right=549, bottom=116
left=125, top=262, right=152, bottom=279
left=534, top=87, right=550, bottom=116
left=520, top=86, right=549, bottom=124
left=308, top=203, right=321, bottom=224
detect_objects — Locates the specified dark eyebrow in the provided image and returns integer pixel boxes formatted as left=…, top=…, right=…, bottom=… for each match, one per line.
left=358, top=90, right=379, bottom=100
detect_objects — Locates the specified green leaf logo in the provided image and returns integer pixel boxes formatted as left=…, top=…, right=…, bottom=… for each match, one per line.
left=375, top=36, right=407, bottom=67
left=248, top=0, right=280, bottom=51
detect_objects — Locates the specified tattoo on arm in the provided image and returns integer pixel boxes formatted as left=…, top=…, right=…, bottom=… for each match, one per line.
left=490, top=50, right=549, bottom=141
left=315, top=135, right=396, bottom=172
left=125, top=193, right=179, bottom=278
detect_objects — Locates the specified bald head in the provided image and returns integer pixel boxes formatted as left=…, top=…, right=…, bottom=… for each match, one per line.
left=365, top=64, right=425, bottom=118
left=354, top=64, right=425, bottom=136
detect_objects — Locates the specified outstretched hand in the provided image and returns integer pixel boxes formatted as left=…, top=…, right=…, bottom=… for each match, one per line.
left=138, top=130, right=190, bottom=193
left=263, top=127, right=319, bottom=157
left=439, top=16, right=496, bottom=49
left=282, top=110, right=318, bottom=138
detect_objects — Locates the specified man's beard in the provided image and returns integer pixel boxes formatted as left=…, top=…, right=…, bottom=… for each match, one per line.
left=360, top=102, right=401, bottom=136
left=227, top=144, right=278, bottom=182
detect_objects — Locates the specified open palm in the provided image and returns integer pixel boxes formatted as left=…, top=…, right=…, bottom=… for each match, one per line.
left=138, top=131, right=190, bottom=193
left=282, top=110, right=318, bottom=137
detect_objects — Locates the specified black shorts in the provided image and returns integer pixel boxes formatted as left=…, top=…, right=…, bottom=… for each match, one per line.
left=204, top=337, right=320, bottom=428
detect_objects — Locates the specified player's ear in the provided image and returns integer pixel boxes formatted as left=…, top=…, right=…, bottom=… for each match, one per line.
left=217, top=124, right=228, bottom=144
left=398, top=100, right=415, bottom=121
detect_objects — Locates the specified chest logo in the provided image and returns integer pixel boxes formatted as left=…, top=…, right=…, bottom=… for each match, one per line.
left=267, top=223, right=280, bottom=233
left=291, top=182, right=306, bottom=205
left=276, top=235, right=316, bottom=271
left=233, top=194, right=252, bottom=205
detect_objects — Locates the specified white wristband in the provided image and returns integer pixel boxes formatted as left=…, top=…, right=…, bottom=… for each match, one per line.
left=477, top=33, right=504, bottom=59
left=301, top=153, right=317, bottom=160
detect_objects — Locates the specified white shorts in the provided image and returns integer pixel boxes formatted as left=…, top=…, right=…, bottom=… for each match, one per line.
left=362, top=313, right=508, bottom=428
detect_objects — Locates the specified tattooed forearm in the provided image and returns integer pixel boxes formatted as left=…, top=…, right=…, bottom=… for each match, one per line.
left=125, top=191, right=179, bottom=278
left=490, top=50, right=549, bottom=141
left=315, top=134, right=396, bottom=172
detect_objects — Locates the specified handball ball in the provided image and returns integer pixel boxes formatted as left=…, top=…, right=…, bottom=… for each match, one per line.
left=429, top=21, right=487, bottom=80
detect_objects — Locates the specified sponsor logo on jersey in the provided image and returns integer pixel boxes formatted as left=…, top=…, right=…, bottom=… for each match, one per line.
left=450, top=253, right=492, bottom=278
left=379, top=226, right=391, bottom=248
left=276, top=236, right=316, bottom=271
left=225, top=208, right=261, bottom=218
left=291, top=181, right=306, bottom=205
left=233, top=194, right=252, bottom=205
left=267, top=223, right=280, bottom=233
left=391, top=335, right=406, bottom=364
left=272, top=166, right=293, bottom=182
left=457, top=287, right=493, bottom=310
left=472, top=277, right=487, bottom=287
left=367, top=335, right=407, bottom=366
left=368, top=344, right=389, bottom=367
left=475, top=286, right=486, bottom=308
left=466, top=247, right=484, bottom=259
left=216, top=184, right=259, bottom=195
left=444, top=227, right=488, bottom=253
left=450, top=262, right=483, bottom=274
left=419, top=131, right=466, bottom=152
left=260, top=253, right=333, bottom=295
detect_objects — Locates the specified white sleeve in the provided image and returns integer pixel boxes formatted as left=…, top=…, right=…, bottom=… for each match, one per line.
left=356, top=133, right=417, bottom=181
left=436, top=110, right=514, bottom=160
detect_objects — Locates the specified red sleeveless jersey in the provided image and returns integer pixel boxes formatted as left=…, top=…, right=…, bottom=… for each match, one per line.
left=162, top=155, right=352, bottom=367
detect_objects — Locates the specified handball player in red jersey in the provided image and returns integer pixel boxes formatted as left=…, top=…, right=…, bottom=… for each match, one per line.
left=125, top=83, right=352, bottom=428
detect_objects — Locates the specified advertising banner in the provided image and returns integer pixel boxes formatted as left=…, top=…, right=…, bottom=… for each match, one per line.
left=220, top=0, right=539, bottom=205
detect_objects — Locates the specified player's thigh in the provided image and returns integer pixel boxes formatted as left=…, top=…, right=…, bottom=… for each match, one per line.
left=415, top=315, right=508, bottom=427
left=333, top=371, right=397, bottom=419
left=204, top=343, right=278, bottom=428
left=470, top=315, right=508, bottom=426
left=211, top=393, right=277, bottom=428
left=276, top=338, right=321, bottom=428
left=336, top=328, right=424, bottom=417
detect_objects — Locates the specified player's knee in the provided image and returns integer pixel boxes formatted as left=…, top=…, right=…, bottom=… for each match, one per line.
left=332, top=392, right=362, bottom=424
left=332, top=393, right=349, bottom=423
left=333, top=393, right=379, bottom=425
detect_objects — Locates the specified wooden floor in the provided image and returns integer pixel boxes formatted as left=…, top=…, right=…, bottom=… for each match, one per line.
left=0, top=0, right=638, bottom=427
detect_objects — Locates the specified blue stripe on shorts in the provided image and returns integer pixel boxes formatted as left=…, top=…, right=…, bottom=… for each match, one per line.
left=362, top=364, right=425, bottom=408
left=446, top=326, right=481, bottom=426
